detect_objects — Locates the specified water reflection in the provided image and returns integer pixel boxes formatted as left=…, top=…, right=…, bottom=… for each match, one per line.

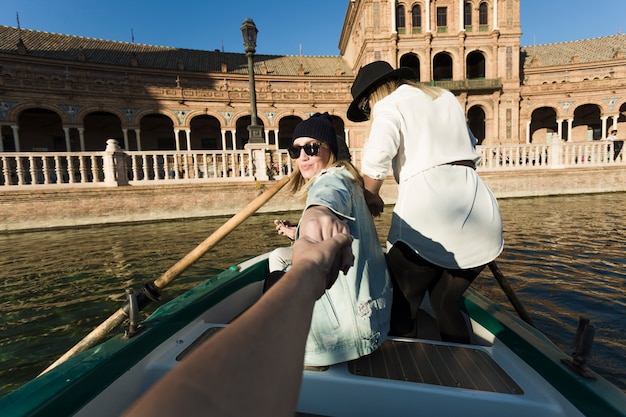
left=0, top=192, right=624, bottom=396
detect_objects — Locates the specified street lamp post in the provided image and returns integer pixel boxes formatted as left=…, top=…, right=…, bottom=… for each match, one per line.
left=240, top=18, right=268, bottom=180
left=241, top=18, right=265, bottom=145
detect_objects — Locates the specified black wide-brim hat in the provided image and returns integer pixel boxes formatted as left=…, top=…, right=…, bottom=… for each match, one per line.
left=347, top=61, right=417, bottom=122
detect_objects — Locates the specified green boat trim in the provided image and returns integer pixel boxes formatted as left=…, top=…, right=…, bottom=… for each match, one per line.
left=0, top=260, right=267, bottom=417
left=464, top=289, right=626, bottom=417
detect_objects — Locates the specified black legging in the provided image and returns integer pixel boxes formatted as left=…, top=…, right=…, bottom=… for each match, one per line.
left=386, top=241, right=484, bottom=344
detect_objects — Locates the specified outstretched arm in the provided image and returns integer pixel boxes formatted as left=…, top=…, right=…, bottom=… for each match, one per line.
left=123, top=233, right=354, bottom=417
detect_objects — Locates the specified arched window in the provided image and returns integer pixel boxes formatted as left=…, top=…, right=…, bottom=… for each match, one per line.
left=400, top=53, right=420, bottom=81
left=396, top=4, right=406, bottom=34
left=479, top=2, right=488, bottom=30
left=464, top=2, right=472, bottom=31
left=467, top=106, right=486, bottom=145
left=466, top=50, right=486, bottom=79
left=412, top=5, right=422, bottom=33
left=433, top=52, right=453, bottom=81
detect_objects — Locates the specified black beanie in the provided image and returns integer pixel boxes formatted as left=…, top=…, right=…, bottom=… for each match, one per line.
left=292, top=112, right=338, bottom=157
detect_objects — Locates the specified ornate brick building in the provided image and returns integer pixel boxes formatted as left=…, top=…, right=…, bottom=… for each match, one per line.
left=1, top=0, right=625, bottom=154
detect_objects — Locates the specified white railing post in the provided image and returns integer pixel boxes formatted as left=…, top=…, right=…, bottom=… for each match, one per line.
left=549, top=133, right=563, bottom=168
left=103, top=139, right=128, bottom=187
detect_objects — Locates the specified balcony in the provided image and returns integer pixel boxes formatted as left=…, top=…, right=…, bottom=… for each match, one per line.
left=421, top=78, right=502, bottom=92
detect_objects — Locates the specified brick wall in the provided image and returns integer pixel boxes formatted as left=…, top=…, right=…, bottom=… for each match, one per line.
left=2, top=167, right=626, bottom=232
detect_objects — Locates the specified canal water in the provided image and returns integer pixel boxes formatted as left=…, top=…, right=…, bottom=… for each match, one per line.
left=1, top=192, right=625, bottom=397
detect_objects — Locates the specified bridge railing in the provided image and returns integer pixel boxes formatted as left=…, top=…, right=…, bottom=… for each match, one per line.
left=0, top=139, right=623, bottom=189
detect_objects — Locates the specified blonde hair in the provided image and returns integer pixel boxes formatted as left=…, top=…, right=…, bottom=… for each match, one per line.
left=289, top=152, right=364, bottom=200
left=368, top=79, right=444, bottom=110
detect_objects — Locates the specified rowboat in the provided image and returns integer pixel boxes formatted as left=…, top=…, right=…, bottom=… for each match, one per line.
left=1, top=249, right=625, bottom=417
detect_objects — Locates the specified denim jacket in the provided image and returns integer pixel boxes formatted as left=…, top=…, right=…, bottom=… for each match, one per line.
left=298, top=167, right=392, bottom=366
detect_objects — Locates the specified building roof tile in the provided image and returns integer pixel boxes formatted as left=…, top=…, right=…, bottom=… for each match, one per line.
left=0, top=26, right=352, bottom=77
left=522, top=34, right=626, bottom=68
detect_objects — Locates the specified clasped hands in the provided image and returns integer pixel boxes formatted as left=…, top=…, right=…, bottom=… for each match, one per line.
left=291, top=205, right=355, bottom=297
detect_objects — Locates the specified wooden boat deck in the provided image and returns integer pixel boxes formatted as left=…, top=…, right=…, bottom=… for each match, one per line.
left=347, top=339, right=523, bottom=394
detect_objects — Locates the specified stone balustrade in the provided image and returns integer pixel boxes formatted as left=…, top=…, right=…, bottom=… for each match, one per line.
left=0, top=139, right=624, bottom=190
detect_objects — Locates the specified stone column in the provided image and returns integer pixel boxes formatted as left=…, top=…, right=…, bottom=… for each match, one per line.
left=185, top=128, right=192, bottom=150
left=174, top=128, right=181, bottom=151
left=63, top=126, right=71, bottom=151
left=425, top=0, right=431, bottom=33
left=221, top=129, right=227, bottom=150
left=493, top=0, right=498, bottom=30
left=11, top=125, right=20, bottom=152
left=122, top=128, right=129, bottom=150
left=78, top=127, right=86, bottom=151
left=459, top=0, right=464, bottom=31
left=135, top=128, right=142, bottom=151
left=601, top=115, right=608, bottom=139
left=567, top=118, right=573, bottom=142
left=273, top=128, right=279, bottom=149
left=231, top=129, right=238, bottom=150
left=390, top=0, right=396, bottom=33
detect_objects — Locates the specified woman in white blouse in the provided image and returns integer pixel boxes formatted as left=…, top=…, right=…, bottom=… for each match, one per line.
left=348, top=61, right=504, bottom=343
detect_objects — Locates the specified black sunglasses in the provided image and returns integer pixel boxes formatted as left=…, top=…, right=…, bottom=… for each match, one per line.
left=287, top=142, right=325, bottom=159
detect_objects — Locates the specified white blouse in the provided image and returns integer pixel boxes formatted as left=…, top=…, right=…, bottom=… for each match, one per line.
left=361, top=85, right=504, bottom=269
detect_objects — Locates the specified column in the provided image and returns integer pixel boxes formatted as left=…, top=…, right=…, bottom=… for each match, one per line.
left=567, top=118, right=573, bottom=142
left=273, top=129, right=279, bottom=149
left=425, top=0, right=431, bottom=33
left=264, top=128, right=270, bottom=146
left=185, top=128, right=192, bottom=150
left=221, top=129, right=227, bottom=150
left=525, top=120, right=531, bottom=144
left=122, top=128, right=129, bottom=150
left=135, top=128, right=142, bottom=151
left=174, top=128, right=181, bottom=151
left=556, top=119, right=563, bottom=140
left=601, top=116, right=608, bottom=139
left=459, top=0, right=464, bottom=31
left=78, top=127, right=85, bottom=151
left=231, top=129, right=238, bottom=150
left=12, top=125, right=20, bottom=152
left=63, top=126, right=71, bottom=151
left=493, top=0, right=498, bottom=30
left=391, top=0, right=396, bottom=33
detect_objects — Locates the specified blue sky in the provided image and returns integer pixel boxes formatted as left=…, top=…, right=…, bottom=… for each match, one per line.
left=1, top=0, right=624, bottom=55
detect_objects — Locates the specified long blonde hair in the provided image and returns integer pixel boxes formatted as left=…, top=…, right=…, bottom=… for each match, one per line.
left=368, top=79, right=444, bottom=110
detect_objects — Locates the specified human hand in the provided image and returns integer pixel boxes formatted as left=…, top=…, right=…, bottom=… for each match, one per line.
left=291, top=232, right=354, bottom=297
left=364, top=189, right=384, bottom=217
left=298, top=206, right=349, bottom=242
left=274, top=219, right=296, bottom=240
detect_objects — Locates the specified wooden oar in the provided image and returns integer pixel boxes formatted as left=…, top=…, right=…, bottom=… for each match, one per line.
left=41, top=175, right=292, bottom=375
left=488, top=261, right=536, bottom=327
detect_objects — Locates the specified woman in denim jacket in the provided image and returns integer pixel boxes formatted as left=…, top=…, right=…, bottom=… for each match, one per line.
left=268, top=112, right=392, bottom=366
